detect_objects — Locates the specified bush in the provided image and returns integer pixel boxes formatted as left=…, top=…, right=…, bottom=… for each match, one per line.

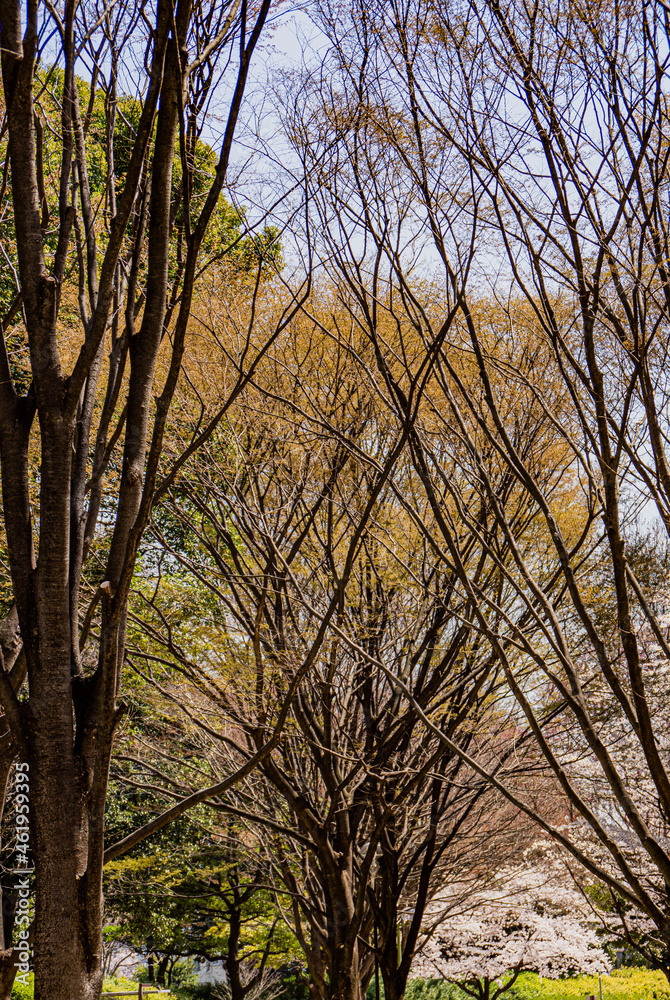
left=172, top=983, right=217, bottom=1000
left=275, top=962, right=311, bottom=1000
left=503, top=973, right=554, bottom=999
left=403, top=979, right=465, bottom=1000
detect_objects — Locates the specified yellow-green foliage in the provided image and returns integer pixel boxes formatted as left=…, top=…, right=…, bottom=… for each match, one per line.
left=102, top=977, right=138, bottom=994
left=513, top=968, right=670, bottom=1000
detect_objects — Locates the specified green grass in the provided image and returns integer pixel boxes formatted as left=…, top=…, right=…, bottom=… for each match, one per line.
left=514, top=968, right=670, bottom=1000
left=406, top=969, right=670, bottom=1000
left=102, top=976, right=140, bottom=994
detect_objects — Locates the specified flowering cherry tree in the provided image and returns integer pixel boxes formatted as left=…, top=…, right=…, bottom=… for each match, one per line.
left=411, top=854, right=609, bottom=1000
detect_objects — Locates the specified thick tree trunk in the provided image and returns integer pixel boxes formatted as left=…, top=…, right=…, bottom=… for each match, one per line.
left=29, top=724, right=106, bottom=1000
left=31, top=826, right=103, bottom=1000
left=380, top=969, right=403, bottom=1000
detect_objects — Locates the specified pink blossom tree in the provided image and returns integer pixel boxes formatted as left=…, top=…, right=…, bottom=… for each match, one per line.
left=411, top=855, right=609, bottom=1000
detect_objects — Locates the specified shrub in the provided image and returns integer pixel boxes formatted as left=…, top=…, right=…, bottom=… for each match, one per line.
left=172, top=983, right=217, bottom=1000
left=274, top=962, right=312, bottom=1000
left=403, top=978, right=464, bottom=1000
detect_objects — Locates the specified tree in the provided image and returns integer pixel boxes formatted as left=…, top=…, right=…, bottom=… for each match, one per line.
left=104, top=697, right=298, bottom=1000
left=253, top=769, right=538, bottom=1000
left=290, top=0, right=670, bottom=974
left=104, top=823, right=294, bottom=997
left=124, top=305, right=551, bottom=1000
left=412, top=850, right=609, bottom=1000
left=0, top=0, right=302, bottom=997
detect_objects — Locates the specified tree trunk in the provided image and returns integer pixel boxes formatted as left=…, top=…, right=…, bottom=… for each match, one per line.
left=224, top=888, right=244, bottom=1000
left=306, top=949, right=328, bottom=1000
left=156, top=956, right=169, bottom=987
left=377, top=860, right=406, bottom=1000
left=380, top=968, right=403, bottom=1000
left=329, top=957, right=362, bottom=1000
left=30, top=740, right=106, bottom=1000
